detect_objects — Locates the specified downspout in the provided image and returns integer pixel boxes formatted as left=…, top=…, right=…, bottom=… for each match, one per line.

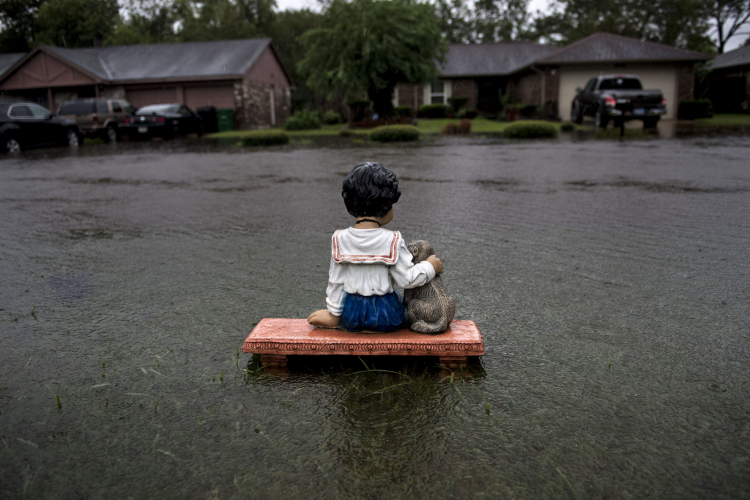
left=530, top=64, right=545, bottom=118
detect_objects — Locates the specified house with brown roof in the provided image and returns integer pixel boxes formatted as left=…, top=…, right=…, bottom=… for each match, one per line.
left=701, top=45, right=750, bottom=112
left=0, top=39, right=293, bottom=129
left=397, top=32, right=709, bottom=120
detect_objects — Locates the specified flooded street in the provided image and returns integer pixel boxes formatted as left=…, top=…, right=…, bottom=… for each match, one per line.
left=1, top=136, right=749, bottom=498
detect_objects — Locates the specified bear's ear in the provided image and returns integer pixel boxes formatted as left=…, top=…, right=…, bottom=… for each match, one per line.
left=407, top=242, right=418, bottom=257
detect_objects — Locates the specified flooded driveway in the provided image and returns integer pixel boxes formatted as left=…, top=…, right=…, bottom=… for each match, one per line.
left=1, top=137, right=749, bottom=498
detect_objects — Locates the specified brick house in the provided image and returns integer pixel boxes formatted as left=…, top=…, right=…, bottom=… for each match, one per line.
left=0, top=39, right=293, bottom=129
left=396, top=32, right=709, bottom=120
left=701, top=45, right=750, bottom=112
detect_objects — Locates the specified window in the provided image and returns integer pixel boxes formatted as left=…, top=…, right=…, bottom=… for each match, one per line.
left=430, top=81, right=445, bottom=104
left=584, top=78, right=597, bottom=92
left=112, top=101, right=122, bottom=113
left=598, top=78, right=642, bottom=90
left=9, top=105, right=33, bottom=117
left=121, top=101, right=135, bottom=114
left=96, top=101, right=108, bottom=114
left=59, top=102, right=95, bottom=116
left=178, top=106, right=191, bottom=116
left=28, top=105, right=52, bottom=119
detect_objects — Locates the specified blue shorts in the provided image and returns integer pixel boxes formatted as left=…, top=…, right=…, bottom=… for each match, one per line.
left=341, top=291, right=405, bottom=332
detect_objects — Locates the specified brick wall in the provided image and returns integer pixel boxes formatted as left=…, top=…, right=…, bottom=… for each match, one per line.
left=449, top=79, right=476, bottom=108
left=508, top=72, right=542, bottom=105
left=235, top=80, right=291, bottom=129
left=544, top=67, right=560, bottom=119
left=396, top=83, right=424, bottom=112
left=678, top=64, right=695, bottom=102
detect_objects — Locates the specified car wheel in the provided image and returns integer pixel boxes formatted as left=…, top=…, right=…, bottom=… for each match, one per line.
left=4, top=135, right=21, bottom=153
left=197, top=123, right=204, bottom=137
left=595, top=109, right=608, bottom=129
left=571, top=102, right=583, bottom=124
left=171, top=125, right=180, bottom=139
left=67, top=129, right=80, bottom=147
left=103, top=125, right=118, bottom=143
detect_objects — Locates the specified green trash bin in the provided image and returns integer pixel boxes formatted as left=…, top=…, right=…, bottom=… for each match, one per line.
left=216, top=108, right=234, bottom=132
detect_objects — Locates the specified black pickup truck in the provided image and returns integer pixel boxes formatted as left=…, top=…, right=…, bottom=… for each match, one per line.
left=571, top=75, right=666, bottom=128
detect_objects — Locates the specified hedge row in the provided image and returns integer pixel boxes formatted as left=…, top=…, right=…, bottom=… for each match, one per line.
left=241, top=130, right=290, bottom=146
left=504, top=121, right=557, bottom=139
left=370, top=125, right=420, bottom=142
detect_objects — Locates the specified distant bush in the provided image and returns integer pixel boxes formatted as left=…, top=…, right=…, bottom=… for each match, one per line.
left=339, top=129, right=354, bottom=137
left=284, top=109, right=321, bottom=130
left=560, top=122, right=576, bottom=132
left=370, top=125, right=420, bottom=142
left=448, top=96, right=470, bottom=112
left=241, top=130, right=289, bottom=146
left=393, top=105, right=412, bottom=117
left=504, top=121, right=557, bottom=139
left=418, top=104, right=448, bottom=118
left=457, top=107, right=478, bottom=119
left=679, top=99, right=713, bottom=119
left=520, top=104, right=541, bottom=118
left=322, top=110, right=341, bottom=125
left=441, top=119, right=472, bottom=135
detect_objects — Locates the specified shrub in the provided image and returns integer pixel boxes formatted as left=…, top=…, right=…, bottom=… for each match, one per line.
left=457, top=107, right=478, bottom=119
left=418, top=104, right=448, bottom=118
left=447, top=96, right=470, bottom=111
left=241, top=130, right=289, bottom=146
left=560, top=122, right=576, bottom=132
left=504, top=121, right=557, bottom=139
left=350, top=116, right=412, bottom=128
left=520, top=104, right=540, bottom=118
left=678, top=99, right=713, bottom=119
left=284, top=109, right=321, bottom=130
left=339, top=129, right=354, bottom=137
left=441, top=119, right=472, bottom=135
left=393, top=105, right=412, bottom=117
left=370, top=125, right=420, bottom=142
left=323, top=110, right=341, bottom=125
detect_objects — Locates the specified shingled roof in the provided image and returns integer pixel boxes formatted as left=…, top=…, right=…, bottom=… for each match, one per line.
left=41, top=38, right=275, bottom=82
left=0, top=53, right=25, bottom=76
left=709, top=45, right=750, bottom=71
left=540, top=32, right=709, bottom=64
left=440, top=42, right=558, bottom=77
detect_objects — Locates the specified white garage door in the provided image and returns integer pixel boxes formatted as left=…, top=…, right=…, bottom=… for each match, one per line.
left=558, top=65, right=678, bottom=120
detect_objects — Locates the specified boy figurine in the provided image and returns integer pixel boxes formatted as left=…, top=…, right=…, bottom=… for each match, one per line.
left=307, top=162, right=443, bottom=332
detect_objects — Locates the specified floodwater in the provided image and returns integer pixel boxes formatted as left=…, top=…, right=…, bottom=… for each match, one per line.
left=1, top=135, right=749, bottom=499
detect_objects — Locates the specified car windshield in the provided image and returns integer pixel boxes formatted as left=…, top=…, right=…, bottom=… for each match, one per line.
left=59, top=102, right=95, bottom=115
left=136, top=105, right=180, bottom=115
left=599, top=78, right=642, bottom=90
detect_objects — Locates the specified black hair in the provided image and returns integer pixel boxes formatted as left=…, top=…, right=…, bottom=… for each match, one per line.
left=341, top=162, right=401, bottom=218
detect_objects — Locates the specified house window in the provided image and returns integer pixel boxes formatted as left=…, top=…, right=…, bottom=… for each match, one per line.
left=430, top=81, right=445, bottom=104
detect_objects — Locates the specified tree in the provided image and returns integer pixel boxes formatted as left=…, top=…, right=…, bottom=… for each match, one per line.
left=435, top=0, right=474, bottom=43
left=474, top=0, right=532, bottom=42
left=107, top=0, right=178, bottom=46
left=706, top=0, right=750, bottom=53
left=171, top=0, right=276, bottom=42
left=533, top=0, right=712, bottom=52
left=0, top=0, right=46, bottom=52
left=298, top=0, right=446, bottom=117
left=35, top=0, right=120, bottom=48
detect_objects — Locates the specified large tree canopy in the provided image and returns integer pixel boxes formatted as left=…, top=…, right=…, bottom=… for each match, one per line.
left=35, top=0, right=120, bottom=48
left=297, top=0, right=446, bottom=117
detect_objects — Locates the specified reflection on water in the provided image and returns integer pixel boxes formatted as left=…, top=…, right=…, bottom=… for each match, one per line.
left=0, top=136, right=749, bottom=498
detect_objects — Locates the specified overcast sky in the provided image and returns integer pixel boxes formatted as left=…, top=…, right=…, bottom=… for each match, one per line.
left=273, top=0, right=749, bottom=52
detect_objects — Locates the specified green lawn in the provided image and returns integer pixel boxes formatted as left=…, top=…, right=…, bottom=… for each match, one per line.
left=206, top=118, right=581, bottom=139
left=695, top=113, right=750, bottom=125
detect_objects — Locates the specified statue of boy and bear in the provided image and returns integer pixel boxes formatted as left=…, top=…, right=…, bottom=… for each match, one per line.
left=308, top=161, right=455, bottom=334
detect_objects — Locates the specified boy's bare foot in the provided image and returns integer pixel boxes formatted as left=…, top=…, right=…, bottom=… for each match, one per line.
left=307, top=310, right=342, bottom=328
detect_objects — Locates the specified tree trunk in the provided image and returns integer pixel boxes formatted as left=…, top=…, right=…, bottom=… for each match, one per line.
left=368, top=86, right=395, bottom=118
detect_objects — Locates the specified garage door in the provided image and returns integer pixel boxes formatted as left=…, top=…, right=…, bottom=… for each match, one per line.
left=185, top=85, right=235, bottom=110
left=558, top=65, right=678, bottom=120
left=126, top=87, right=178, bottom=109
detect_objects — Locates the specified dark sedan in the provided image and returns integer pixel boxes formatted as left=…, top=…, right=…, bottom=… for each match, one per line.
left=0, top=101, right=82, bottom=153
left=123, top=104, right=204, bottom=140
